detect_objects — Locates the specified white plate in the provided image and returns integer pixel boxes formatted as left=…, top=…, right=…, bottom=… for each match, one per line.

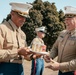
left=30, top=50, right=49, bottom=55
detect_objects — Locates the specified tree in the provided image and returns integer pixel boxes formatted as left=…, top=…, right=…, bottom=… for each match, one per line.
left=22, top=0, right=44, bottom=46
left=4, top=0, right=65, bottom=51
left=22, top=0, right=65, bottom=50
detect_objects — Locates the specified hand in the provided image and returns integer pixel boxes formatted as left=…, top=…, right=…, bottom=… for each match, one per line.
left=32, top=54, right=42, bottom=59
left=18, top=47, right=31, bottom=56
left=45, top=59, right=60, bottom=71
left=35, top=54, right=42, bottom=58
left=43, top=55, right=51, bottom=63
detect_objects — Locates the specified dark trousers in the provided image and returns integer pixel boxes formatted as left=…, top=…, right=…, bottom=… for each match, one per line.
left=0, top=62, right=24, bottom=75
left=58, top=70, right=74, bottom=75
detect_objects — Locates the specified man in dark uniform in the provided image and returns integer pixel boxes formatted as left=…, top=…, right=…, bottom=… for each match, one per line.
left=44, top=6, right=76, bottom=75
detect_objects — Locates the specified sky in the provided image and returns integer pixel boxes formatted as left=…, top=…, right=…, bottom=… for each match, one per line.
left=0, top=0, right=76, bottom=23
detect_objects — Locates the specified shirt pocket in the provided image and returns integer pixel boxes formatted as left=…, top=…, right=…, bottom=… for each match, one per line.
left=7, top=37, right=13, bottom=44
left=6, top=37, right=13, bottom=49
left=68, top=40, right=76, bottom=53
left=69, top=40, right=75, bottom=46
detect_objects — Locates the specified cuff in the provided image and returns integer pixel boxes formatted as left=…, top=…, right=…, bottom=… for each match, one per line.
left=59, top=62, right=69, bottom=72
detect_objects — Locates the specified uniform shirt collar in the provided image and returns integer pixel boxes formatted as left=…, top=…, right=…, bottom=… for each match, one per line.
left=8, top=19, right=20, bottom=31
left=66, top=30, right=75, bottom=35
left=36, top=36, right=43, bottom=42
left=70, top=29, right=76, bottom=36
left=36, top=36, right=40, bottom=39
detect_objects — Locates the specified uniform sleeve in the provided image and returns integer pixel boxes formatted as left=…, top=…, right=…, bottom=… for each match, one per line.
left=0, top=49, right=18, bottom=62
left=0, top=25, right=18, bottom=61
left=59, top=59, right=76, bottom=72
left=32, top=38, right=37, bottom=44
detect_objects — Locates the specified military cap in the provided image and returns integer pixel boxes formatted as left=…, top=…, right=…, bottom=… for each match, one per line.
left=9, top=2, right=33, bottom=17
left=35, top=26, right=46, bottom=33
left=64, top=6, right=76, bottom=18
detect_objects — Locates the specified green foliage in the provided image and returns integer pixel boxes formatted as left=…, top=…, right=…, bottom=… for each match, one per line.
left=21, top=0, right=65, bottom=50
left=2, top=0, right=64, bottom=51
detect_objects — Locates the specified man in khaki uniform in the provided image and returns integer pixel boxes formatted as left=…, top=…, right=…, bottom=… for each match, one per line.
left=0, top=2, right=33, bottom=75
left=30, top=26, right=46, bottom=75
left=44, top=6, right=76, bottom=75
